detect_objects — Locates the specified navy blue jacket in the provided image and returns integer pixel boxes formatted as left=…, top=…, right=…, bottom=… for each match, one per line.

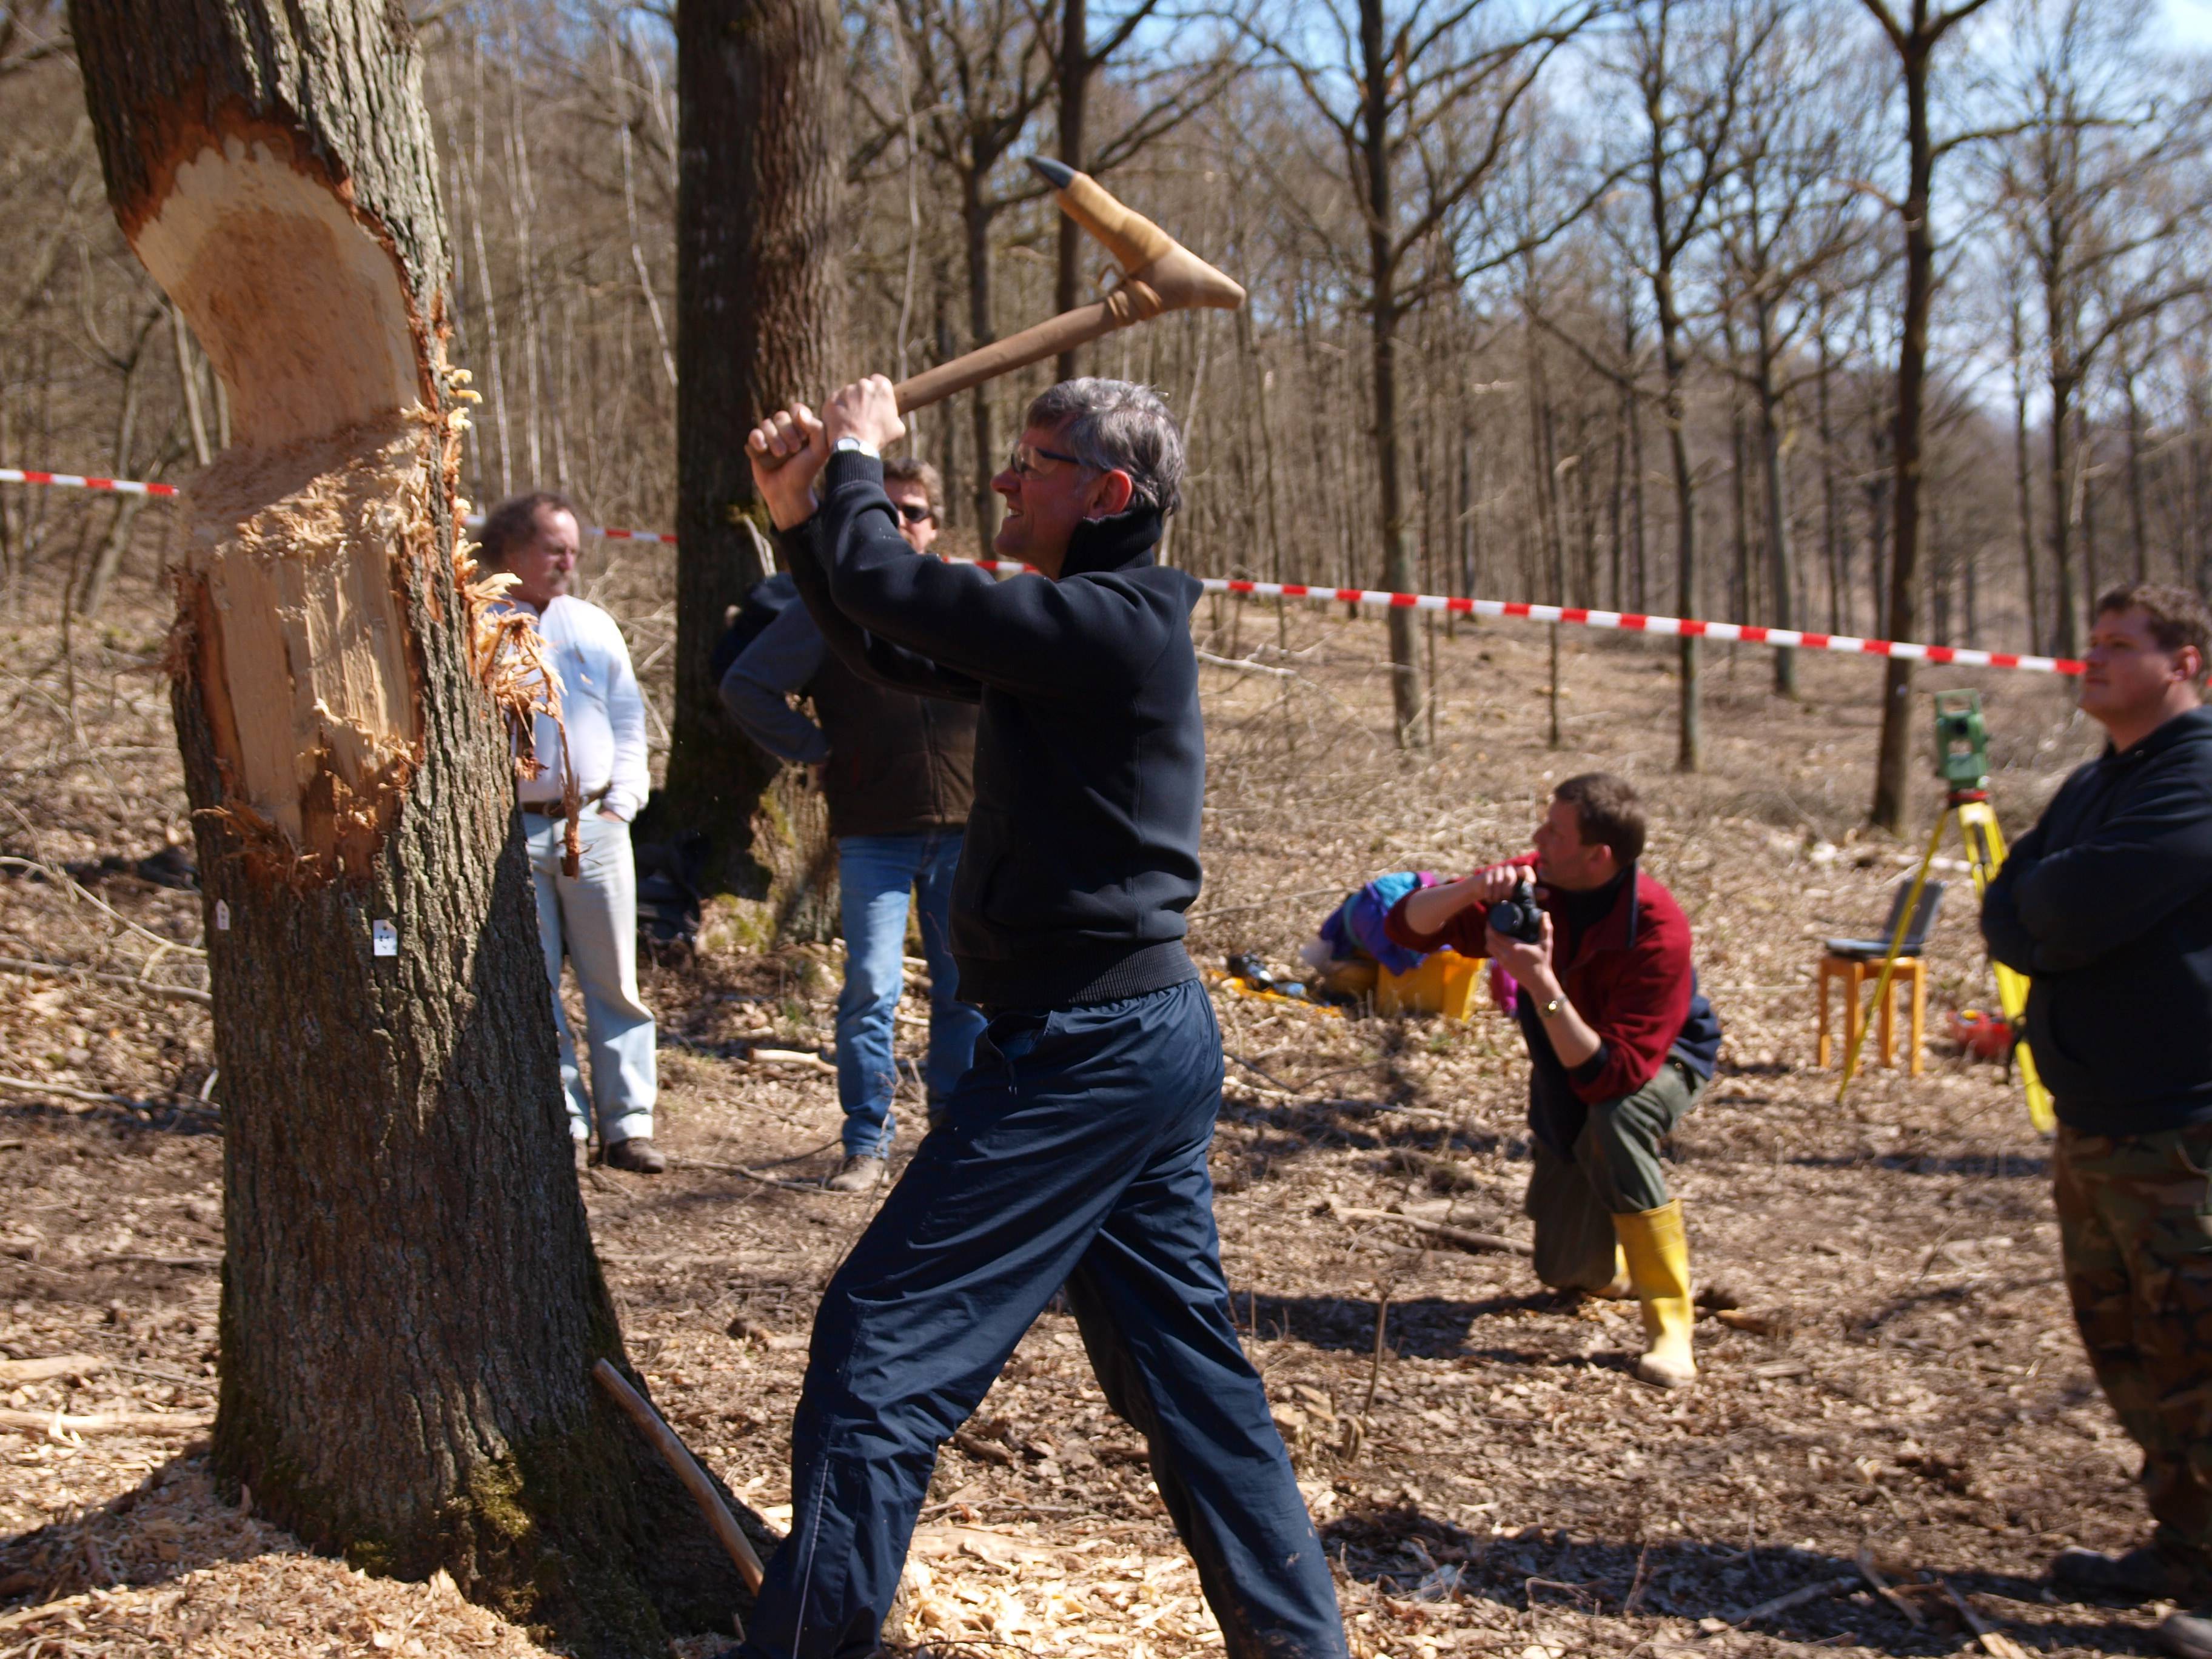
left=1982, top=705, right=2212, bottom=1135
left=779, top=451, right=1204, bottom=1011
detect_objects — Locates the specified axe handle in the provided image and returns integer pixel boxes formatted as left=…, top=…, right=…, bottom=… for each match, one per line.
left=893, top=297, right=1128, bottom=415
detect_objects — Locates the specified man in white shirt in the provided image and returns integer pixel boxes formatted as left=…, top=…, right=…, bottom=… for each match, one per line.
left=478, top=492, right=663, bottom=1174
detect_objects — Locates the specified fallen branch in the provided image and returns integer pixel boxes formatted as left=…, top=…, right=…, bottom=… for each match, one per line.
left=1857, top=1543, right=1926, bottom=1627
left=0, top=954, right=211, bottom=1005
left=747, top=1047, right=837, bottom=1075
left=0, top=1406, right=212, bottom=1433
left=0, top=1353, right=106, bottom=1384
left=0, top=1074, right=141, bottom=1108
left=1196, top=647, right=1299, bottom=679
left=951, top=1428, right=1016, bottom=1466
left=1718, top=1575, right=1858, bottom=1633
left=1329, top=1202, right=1534, bottom=1258
left=592, top=1358, right=765, bottom=1594
left=1938, top=1577, right=2033, bottom=1659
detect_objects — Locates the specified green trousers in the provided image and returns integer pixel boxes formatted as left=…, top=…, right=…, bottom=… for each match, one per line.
left=2055, top=1120, right=2212, bottom=1565
left=1526, top=1060, right=1701, bottom=1293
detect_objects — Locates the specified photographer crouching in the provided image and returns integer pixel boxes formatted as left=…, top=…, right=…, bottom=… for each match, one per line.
left=1387, top=773, right=1720, bottom=1388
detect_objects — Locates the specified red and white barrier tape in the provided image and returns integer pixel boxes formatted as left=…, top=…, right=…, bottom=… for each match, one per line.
left=1, top=467, right=179, bottom=498
left=2, top=465, right=2083, bottom=674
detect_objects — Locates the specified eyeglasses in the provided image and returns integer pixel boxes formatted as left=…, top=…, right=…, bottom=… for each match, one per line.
left=893, top=501, right=934, bottom=525
left=1005, top=443, right=1089, bottom=481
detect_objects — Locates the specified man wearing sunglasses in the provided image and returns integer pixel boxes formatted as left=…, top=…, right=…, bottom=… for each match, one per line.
left=735, top=376, right=1346, bottom=1659
left=719, top=457, right=984, bottom=1194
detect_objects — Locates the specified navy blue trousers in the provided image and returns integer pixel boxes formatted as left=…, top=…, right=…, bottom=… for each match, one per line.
left=739, top=977, right=1347, bottom=1659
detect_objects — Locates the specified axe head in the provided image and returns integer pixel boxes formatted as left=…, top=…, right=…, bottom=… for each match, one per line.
left=1029, top=158, right=1245, bottom=313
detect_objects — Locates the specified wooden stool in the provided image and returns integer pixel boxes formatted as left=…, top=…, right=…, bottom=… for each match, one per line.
left=1816, top=953, right=1926, bottom=1074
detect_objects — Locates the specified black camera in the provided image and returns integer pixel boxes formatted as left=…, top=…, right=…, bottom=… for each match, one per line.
left=1487, top=877, right=1544, bottom=945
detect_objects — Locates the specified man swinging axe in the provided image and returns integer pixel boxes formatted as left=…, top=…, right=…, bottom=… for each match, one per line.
left=728, top=167, right=1347, bottom=1659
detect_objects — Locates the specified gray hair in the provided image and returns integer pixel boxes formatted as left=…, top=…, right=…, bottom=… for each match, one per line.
left=1024, top=378, right=1185, bottom=518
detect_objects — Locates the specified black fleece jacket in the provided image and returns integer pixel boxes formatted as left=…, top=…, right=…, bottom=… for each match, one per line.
left=779, top=450, right=1205, bottom=1011
left=1981, top=705, right=2212, bottom=1136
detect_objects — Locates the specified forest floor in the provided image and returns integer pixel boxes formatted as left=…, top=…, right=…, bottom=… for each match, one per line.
left=0, top=545, right=2168, bottom=1659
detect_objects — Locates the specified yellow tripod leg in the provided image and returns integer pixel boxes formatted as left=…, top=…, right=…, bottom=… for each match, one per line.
left=1837, top=811, right=1948, bottom=1104
left=1957, top=800, right=2056, bottom=1133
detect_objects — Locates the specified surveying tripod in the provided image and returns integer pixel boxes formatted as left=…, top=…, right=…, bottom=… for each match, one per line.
left=1835, top=691, right=2055, bottom=1131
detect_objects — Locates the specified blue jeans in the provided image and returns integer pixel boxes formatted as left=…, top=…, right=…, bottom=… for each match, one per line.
left=834, top=831, right=985, bottom=1158
left=740, top=979, right=1348, bottom=1659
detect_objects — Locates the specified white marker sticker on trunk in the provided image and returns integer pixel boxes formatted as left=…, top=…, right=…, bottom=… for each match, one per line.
left=214, top=900, right=230, bottom=931
left=372, top=919, right=399, bottom=957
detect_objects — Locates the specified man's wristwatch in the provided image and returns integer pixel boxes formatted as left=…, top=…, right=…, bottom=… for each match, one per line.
left=833, top=435, right=880, bottom=459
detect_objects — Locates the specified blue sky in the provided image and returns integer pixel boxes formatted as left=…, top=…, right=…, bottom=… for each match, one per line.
left=2162, top=0, right=2212, bottom=44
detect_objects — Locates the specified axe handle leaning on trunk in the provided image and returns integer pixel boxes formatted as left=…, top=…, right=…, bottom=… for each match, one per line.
left=592, top=1358, right=766, bottom=1594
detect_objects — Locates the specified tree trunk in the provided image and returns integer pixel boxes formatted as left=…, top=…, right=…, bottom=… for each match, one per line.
left=1054, top=0, right=1088, bottom=381
left=67, top=2, right=763, bottom=1649
left=963, top=159, right=999, bottom=548
left=1754, top=298, right=1797, bottom=696
left=2010, top=295, right=2042, bottom=648
left=2048, top=371, right=2079, bottom=657
left=1361, top=0, right=1421, bottom=748
left=1870, top=41, right=1936, bottom=835
left=2123, top=357, right=2150, bottom=583
left=665, top=0, right=845, bottom=928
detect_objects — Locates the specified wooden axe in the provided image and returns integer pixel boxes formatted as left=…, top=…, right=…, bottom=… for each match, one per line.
left=884, top=158, right=1245, bottom=414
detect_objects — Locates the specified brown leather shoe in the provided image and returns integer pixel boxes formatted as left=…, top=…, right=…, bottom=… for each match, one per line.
left=605, top=1137, right=666, bottom=1174
left=825, top=1153, right=887, bottom=1193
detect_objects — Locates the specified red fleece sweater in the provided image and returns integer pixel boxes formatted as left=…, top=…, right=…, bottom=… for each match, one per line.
left=1384, top=860, right=1700, bottom=1106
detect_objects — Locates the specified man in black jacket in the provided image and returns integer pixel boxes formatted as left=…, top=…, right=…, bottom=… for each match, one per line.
left=719, top=457, right=983, bottom=1193
left=1983, top=583, right=2212, bottom=1658
left=736, top=376, right=1346, bottom=1659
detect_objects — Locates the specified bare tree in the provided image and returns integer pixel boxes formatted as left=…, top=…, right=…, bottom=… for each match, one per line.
left=1245, top=0, right=1607, bottom=748
left=1616, top=0, right=1769, bottom=771
left=1711, top=0, right=1879, bottom=695
left=1857, top=0, right=2004, bottom=833
left=1985, top=0, right=2211, bottom=656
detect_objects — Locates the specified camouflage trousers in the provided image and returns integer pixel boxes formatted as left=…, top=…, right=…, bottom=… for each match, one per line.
left=2054, top=1121, right=2212, bottom=1564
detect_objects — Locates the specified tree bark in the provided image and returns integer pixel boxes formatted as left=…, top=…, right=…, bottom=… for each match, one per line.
left=1359, top=0, right=1422, bottom=748
left=1870, top=37, right=1936, bottom=834
left=666, top=0, right=845, bottom=927
left=2009, top=294, right=2042, bottom=648
left=68, top=4, right=763, bottom=1648
left=962, top=156, right=1000, bottom=547
left=1054, top=0, right=1088, bottom=381
left=1753, top=297, right=1797, bottom=695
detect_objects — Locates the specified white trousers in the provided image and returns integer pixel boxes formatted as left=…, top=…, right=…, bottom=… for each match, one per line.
left=525, top=814, right=656, bottom=1145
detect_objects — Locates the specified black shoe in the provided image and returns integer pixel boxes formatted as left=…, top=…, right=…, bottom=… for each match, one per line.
left=2051, top=1545, right=2207, bottom=1605
left=2160, top=1614, right=2212, bottom=1659
left=605, top=1137, right=667, bottom=1174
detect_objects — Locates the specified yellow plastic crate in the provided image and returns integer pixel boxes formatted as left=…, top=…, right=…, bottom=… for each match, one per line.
left=1376, top=949, right=1482, bottom=1019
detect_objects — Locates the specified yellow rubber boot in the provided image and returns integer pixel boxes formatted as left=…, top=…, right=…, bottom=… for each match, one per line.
left=1612, top=1199, right=1697, bottom=1389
